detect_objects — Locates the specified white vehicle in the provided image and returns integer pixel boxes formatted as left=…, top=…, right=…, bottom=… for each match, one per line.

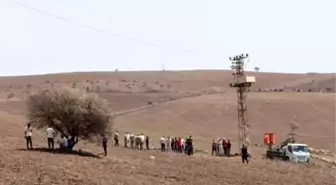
left=282, top=143, right=310, bottom=163
left=266, top=137, right=311, bottom=163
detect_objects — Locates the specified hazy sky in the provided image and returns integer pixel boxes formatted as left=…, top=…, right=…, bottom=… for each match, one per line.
left=0, top=0, right=335, bottom=76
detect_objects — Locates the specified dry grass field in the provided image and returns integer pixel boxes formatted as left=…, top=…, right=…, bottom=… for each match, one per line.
left=0, top=70, right=335, bottom=185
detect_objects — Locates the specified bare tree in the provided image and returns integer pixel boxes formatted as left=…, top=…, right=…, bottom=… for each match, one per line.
left=26, top=87, right=113, bottom=150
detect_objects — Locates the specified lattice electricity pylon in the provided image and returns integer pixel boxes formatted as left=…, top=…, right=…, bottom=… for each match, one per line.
left=229, top=54, right=256, bottom=151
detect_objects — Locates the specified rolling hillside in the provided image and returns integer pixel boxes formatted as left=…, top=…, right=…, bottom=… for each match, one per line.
left=0, top=70, right=335, bottom=185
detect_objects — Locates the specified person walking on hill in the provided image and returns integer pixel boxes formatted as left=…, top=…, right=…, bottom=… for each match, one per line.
left=114, top=130, right=119, bottom=147
left=102, top=135, right=108, bottom=156
left=160, top=136, right=166, bottom=152
left=241, top=145, right=249, bottom=164
left=212, top=139, right=217, bottom=156
left=46, top=125, right=56, bottom=150
left=24, top=123, right=33, bottom=150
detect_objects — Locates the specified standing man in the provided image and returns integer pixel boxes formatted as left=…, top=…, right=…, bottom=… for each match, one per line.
left=241, top=145, right=249, bottom=164
left=114, top=130, right=119, bottom=147
left=130, top=133, right=135, bottom=149
left=160, top=136, right=166, bottom=152
left=124, top=132, right=130, bottom=148
left=139, top=133, right=145, bottom=150
left=145, top=136, right=150, bottom=150
left=46, top=125, right=56, bottom=150
left=177, top=137, right=182, bottom=153
left=223, top=138, right=228, bottom=156
left=102, top=135, right=108, bottom=156
left=171, top=138, right=175, bottom=152
left=212, top=139, right=217, bottom=156
left=227, top=139, right=232, bottom=156
left=166, top=136, right=171, bottom=151
left=24, top=123, right=33, bottom=150
left=186, top=136, right=193, bottom=156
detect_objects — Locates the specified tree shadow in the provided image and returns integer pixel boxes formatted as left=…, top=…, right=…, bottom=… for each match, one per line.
left=16, top=147, right=101, bottom=159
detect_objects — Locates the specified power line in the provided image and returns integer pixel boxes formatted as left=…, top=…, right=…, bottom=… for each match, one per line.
left=14, top=1, right=192, bottom=53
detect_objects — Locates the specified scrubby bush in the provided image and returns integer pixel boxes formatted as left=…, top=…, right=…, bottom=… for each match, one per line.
left=26, top=87, right=113, bottom=149
left=7, top=92, right=15, bottom=99
left=325, top=87, right=333, bottom=92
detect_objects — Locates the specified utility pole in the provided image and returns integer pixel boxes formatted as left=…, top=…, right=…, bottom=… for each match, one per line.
left=229, top=54, right=256, bottom=152
left=162, top=63, right=165, bottom=72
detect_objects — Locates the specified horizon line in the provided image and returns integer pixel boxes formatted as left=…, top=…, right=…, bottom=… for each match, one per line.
left=0, top=69, right=335, bottom=78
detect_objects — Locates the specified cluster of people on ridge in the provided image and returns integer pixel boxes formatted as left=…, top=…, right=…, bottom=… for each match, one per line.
left=113, top=131, right=194, bottom=156
left=159, top=136, right=194, bottom=155
left=211, top=138, right=232, bottom=156
left=116, top=131, right=150, bottom=150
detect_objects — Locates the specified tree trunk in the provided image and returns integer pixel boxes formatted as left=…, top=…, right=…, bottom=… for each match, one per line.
left=67, top=136, right=79, bottom=150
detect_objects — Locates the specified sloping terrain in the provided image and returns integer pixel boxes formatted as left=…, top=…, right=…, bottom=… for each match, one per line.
left=0, top=111, right=335, bottom=185
left=284, top=76, right=335, bottom=92
left=115, top=92, right=336, bottom=153
left=0, top=70, right=335, bottom=185
left=0, top=70, right=334, bottom=114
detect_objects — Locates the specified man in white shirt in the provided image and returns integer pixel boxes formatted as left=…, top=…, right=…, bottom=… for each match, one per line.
left=139, top=133, right=145, bottom=150
left=166, top=137, right=171, bottom=151
left=114, top=131, right=119, bottom=147
left=160, top=136, right=166, bottom=152
left=124, top=132, right=130, bottom=148
left=181, top=138, right=186, bottom=154
left=24, top=123, right=33, bottom=149
left=46, top=125, right=56, bottom=149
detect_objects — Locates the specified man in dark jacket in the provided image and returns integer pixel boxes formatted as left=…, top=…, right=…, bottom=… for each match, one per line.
left=102, top=135, right=108, bottom=156
left=145, top=136, right=149, bottom=150
left=241, top=145, right=249, bottom=164
left=186, top=136, right=193, bottom=156
left=171, top=138, right=175, bottom=152
left=227, top=139, right=232, bottom=156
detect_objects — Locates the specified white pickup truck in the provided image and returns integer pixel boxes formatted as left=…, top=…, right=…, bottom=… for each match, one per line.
left=267, top=143, right=311, bottom=163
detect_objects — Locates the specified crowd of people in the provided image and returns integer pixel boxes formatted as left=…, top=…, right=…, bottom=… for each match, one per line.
left=112, top=131, right=194, bottom=156
left=24, top=124, right=248, bottom=163
left=211, top=138, right=232, bottom=156
left=159, top=136, right=194, bottom=155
